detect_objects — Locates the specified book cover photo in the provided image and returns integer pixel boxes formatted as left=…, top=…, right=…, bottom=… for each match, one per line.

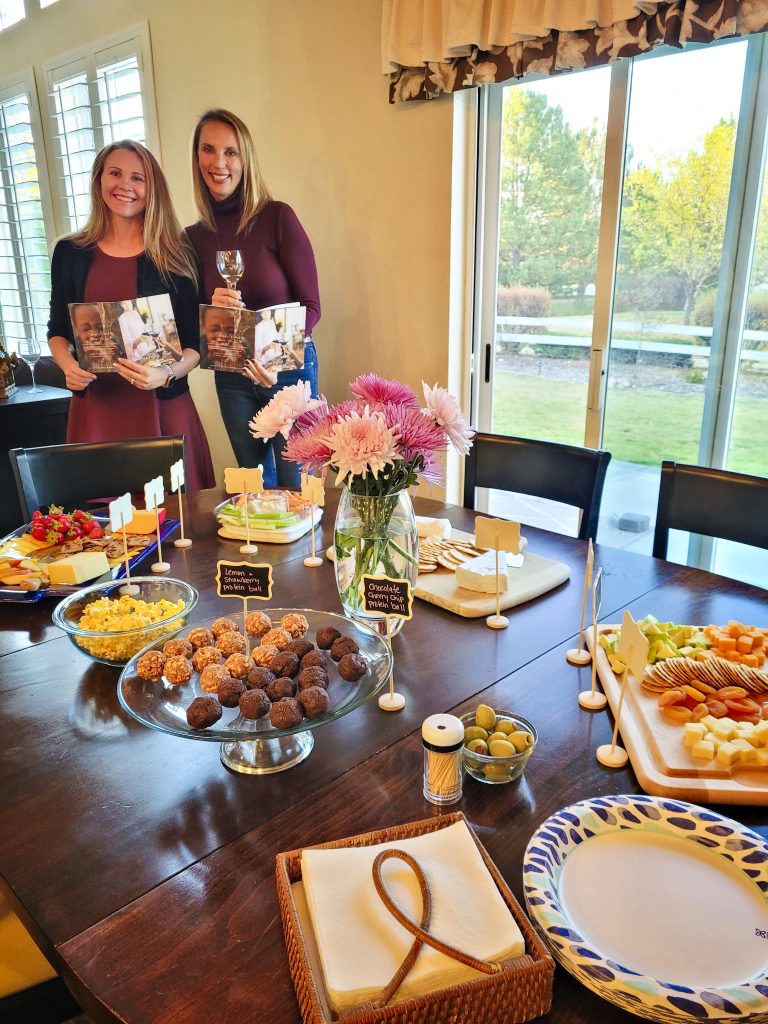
left=199, top=302, right=307, bottom=373
left=68, top=301, right=125, bottom=373
left=69, top=294, right=181, bottom=373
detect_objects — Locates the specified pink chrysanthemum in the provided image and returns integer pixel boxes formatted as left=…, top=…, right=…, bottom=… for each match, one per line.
left=324, top=406, right=401, bottom=485
left=350, top=373, right=419, bottom=409
left=381, top=404, right=446, bottom=462
left=422, top=381, right=474, bottom=456
left=284, top=403, right=335, bottom=474
left=250, top=381, right=322, bottom=440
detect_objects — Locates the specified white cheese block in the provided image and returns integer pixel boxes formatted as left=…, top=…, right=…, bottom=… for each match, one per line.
left=47, top=551, right=110, bottom=585
left=416, top=516, right=451, bottom=539
left=455, top=550, right=509, bottom=594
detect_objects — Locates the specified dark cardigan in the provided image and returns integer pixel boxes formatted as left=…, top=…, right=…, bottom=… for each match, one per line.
left=47, top=239, right=201, bottom=401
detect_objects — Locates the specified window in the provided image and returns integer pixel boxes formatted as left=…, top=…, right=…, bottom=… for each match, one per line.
left=0, top=72, right=52, bottom=354
left=0, top=0, right=24, bottom=30
left=44, top=24, right=158, bottom=233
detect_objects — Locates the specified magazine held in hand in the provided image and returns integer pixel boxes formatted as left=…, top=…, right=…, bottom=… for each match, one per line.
left=68, top=295, right=182, bottom=373
left=198, top=302, right=307, bottom=373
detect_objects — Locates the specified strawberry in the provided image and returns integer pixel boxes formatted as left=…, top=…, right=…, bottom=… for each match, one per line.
left=89, top=526, right=105, bottom=539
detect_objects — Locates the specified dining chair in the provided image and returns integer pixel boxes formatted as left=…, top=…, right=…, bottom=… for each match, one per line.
left=9, top=436, right=186, bottom=521
left=652, top=460, right=768, bottom=559
left=462, top=432, right=611, bottom=542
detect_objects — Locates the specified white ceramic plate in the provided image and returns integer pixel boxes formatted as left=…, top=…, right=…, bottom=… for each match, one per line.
left=524, top=795, right=768, bottom=1023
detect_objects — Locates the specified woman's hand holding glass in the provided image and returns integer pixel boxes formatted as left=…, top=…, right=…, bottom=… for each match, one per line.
left=214, top=249, right=245, bottom=308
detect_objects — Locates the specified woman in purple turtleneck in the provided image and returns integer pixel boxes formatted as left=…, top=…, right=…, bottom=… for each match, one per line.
left=186, top=108, right=321, bottom=487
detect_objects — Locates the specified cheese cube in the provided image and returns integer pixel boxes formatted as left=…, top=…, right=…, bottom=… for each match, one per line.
left=716, top=741, right=738, bottom=767
left=683, top=723, right=707, bottom=747
left=47, top=551, right=110, bottom=585
left=731, top=738, right=757, bottom=763
left=755, top=749, right=768, bottom=767
left=754, top=721, right=768, bottom=744
left=691, top=740, right=716, bottom=761
left=712, top=719, right=737, bottom=742
left=455, top=551, right=509, bottom=594
left=704, top=732, right=721, bottom=749
left=701, top=715, right=719, bottom=733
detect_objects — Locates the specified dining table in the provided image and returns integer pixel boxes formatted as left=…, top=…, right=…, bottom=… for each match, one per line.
left=1, top=487, right=766, bottom=1024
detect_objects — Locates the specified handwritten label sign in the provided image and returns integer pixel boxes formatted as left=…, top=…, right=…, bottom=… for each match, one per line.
left=109, top=492, right=134, bottom=532
left=216, top=561, right=273, bottom=601
left=224, top=466, right=264, bottom=496
left=170, top=459, right=185, bottom=493
left=617, top=609, right=650, bottom=683
left=475, top=516, right=521, bottom=554
left=362, top=575, right=413, bottom=621
left=144, top=475, right=164, bottom=511
left=301, top=472, right=325, bottom=507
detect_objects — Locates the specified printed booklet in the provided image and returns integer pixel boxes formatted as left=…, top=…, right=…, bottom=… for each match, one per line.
left=69, top=295, right=181, bottom=373
left=199, top=302, right=307, bottom=373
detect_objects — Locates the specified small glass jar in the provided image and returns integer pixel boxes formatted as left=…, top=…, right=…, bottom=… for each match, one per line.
left=422, top=713, right=465, bottom=805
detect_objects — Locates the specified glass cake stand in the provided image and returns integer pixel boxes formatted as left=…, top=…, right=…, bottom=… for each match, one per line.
left=118, top=608, right=392, bottom=775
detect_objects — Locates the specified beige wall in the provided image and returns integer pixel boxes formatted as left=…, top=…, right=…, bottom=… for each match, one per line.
left=1, top=0, right=454, bottom=487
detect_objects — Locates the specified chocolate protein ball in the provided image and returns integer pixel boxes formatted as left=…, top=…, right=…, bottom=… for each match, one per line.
left=211, top=616, right=240, bottom=639
left=247, top=665, right=275, bottom=690
left=192, top=645, right=223, bottom=673
left=163, top=636, right=193, bottom=658
left=200, top=664, right=232, bottom=694
left=331, top=636, right=359, bottom=662
left=301, top=650, right=326, bottom=669
left=298, top=685, right=330, bottom=720
left=251, top=644, right=279, bottom=667
left=269, top=697, right=303, bottom=729
left=265, top=676, right=296, bottom=702
left=338, top=652, right=367, bottom=682
left=186, top=696, right=222, bottom=730
left=280, top=613, right=309, bottom=639
left=286, top=639, right=314, bottom=660
left=224, top=653, right=250, bottom=680
left=261, top=627, right=292, bottom=651
left=297, top=666, right=329, bottom=691
left=218, top=678, right=246, bottom=708
left=136, top=650, right=166, bottom=681
left=239, top=688, right=270, bottom=720
left=316, top=626, right=341, bottom=650
left=187, top=627, right=214, bottom=650
left=269, top=651, right=299, bottom=678
left=164, top=655, right=192, bottom=686
left=245, top=610, right=272, bottom=638
left=216, top=630, right=247, bottom=657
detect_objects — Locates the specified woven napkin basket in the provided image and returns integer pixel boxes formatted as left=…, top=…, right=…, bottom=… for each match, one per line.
left=275, top=811, right=554, bottom=1024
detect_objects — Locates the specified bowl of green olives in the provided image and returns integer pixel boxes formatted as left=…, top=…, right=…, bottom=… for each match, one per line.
left=460, top=705, right=537, bottom=784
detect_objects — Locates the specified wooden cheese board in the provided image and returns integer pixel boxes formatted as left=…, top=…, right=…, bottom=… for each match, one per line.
left=586, top=625, right=768, bottom=805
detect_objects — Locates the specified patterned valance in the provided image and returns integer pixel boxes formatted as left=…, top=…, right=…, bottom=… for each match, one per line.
left=387, top=1, right=768, bottom=103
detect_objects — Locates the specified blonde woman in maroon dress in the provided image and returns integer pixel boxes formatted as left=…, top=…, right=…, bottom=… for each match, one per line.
left=47, top=140, right=215, bottom=491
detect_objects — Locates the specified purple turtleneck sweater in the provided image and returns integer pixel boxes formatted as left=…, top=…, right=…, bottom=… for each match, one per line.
left=186, top=190, right=321, bottom=334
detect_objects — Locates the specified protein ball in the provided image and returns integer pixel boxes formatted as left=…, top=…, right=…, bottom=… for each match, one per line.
left=137, top=650, right=166, bottom=681
left=245, top=611, right=272, bottom=638
left=218, top=678, right=246, bottom=708
left=301, top=650, right=326, bottom=669
left=224, top=653, right=250, bottom=680
left=163, top=637, right=193, bottom=658
left=265, top=676, right=297, bottom=702
left=186, top=696, right=222, bottom=730
left=216, top=630, right=247, bottom=657
left=164, top=655, right=192, bottom=685
left=247, top=665, right=276, bottom=690
left=200, top=664, right=232, bottom=694
left=297, top=666, right=329, bottom=691
left=251, top=644, right=279, bottom=667
left=187, top=627, right=214, bottom=650
left=338, top=652, right=366, bottom=682
left=261, top=627, right=292, bottom=652
left=269, top=651, right=299, bottom=678
left=316, top=626, right=341, bottom=650
left=331, top=636, right=359, bottom=662
left=239, top=688, right=270, bottom=720
left=192, top=645, right=223, bottom=673
left=280, top=613, right=309, bottom=639
left=269, top=697, right=303, bottom=729
left=211, top=616, right=240, bottom=639
left=298, top=685, right=330, bottom=720
left=286, top=639, right=314, bottom=660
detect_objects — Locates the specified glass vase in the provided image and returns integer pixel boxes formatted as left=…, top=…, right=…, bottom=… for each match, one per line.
left=333, top=487, right=418, bottom=638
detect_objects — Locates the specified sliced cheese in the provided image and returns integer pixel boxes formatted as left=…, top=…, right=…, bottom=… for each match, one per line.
left=48, top=551, right=110, bottom=585
left=121, top=507, right=166, bottom=535
left=455, top=550, right=509, bottom=594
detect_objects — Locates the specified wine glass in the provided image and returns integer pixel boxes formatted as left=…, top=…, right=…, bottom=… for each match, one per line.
left=18, top=339, right=42, bottom=393
left=215, top=250, right=244, bottom=292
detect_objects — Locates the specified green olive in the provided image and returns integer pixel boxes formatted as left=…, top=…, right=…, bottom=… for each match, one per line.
left=487, top=731, right=508, bottom=746
left=495, top=719, right=517, bottom=736
left=463, top=725, right=489, bottom=744
left=467, top=738, right=488, bottom=755
left=489, top=738, right=516, bottom=757
left=483, top=762, right=510, bottom=781
left=475, top=704, right=497, bottom=731
left=509, top=730, right=534, bottom=753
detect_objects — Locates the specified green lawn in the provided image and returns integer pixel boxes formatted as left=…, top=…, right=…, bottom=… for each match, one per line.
left=492, top=371, right=767, bottom=476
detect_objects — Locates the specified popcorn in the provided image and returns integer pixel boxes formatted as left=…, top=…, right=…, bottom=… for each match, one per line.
left=74, top=594, right=186, bottom=662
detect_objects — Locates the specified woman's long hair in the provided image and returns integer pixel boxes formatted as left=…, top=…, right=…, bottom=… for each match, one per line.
left=70, top=140, right=198, bottom=284
left=191, top=108, right=272, bottom=235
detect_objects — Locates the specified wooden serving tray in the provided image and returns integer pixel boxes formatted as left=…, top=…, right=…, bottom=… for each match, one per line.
left=587, top=625, right=768, bottom=805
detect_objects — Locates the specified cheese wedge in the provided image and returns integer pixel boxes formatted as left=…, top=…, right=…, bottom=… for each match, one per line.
left=48, top=551, right=110, bottom=585
left=455, top=550, right=509, bottom=594
left=122, top=507, right=166, bottom=535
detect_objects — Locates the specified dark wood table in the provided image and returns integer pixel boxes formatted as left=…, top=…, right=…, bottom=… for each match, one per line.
left=1, top=489, right=765, bottom=1024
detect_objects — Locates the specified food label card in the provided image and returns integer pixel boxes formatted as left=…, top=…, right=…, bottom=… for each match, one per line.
left=362, top=575, right=413, bottom=620
left=216, top=561, right=273, bottom=600
left=475, top=516, right=521, bottom=554
left=109, top=492, right=134, bottom=532
left=224, top=466, right=264, bottom=497
left=618, top=610, right=650, bottom=682
left=300, top=473, right=325, bottom=507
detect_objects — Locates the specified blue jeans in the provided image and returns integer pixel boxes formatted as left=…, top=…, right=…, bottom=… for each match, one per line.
left=214, top=342, right=318, bottom=489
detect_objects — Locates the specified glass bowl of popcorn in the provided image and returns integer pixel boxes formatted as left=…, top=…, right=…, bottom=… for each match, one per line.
left=52, top=577, right=198, bottom=667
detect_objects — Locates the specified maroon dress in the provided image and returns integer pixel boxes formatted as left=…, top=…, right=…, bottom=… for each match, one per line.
left=66, top=248, right=215, bottom=492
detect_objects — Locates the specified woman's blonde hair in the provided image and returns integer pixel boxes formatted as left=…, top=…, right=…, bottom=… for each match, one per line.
left=191, top=109, right=272, bottom=235
left=70, top=140, right=198, bottom=284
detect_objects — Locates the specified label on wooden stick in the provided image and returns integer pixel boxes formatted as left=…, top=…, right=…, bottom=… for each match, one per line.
left=362, top=575, right=413, bottom=620
left=216, top=561, right=273, bottom=600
